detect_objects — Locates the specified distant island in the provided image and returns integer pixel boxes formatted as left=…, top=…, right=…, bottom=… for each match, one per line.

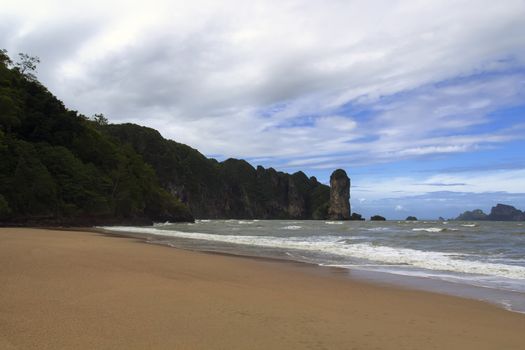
left=455, top=204, right=525, bottom=221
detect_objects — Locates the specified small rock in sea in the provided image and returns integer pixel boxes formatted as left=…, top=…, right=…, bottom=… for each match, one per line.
left=350, top=213, right=365, bottom=221
left=406, top=216, right=418, bottom=221
left=370, top=215, right=386, bottom=221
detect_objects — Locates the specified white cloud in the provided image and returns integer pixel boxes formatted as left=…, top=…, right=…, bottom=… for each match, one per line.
left=2, top=0, right=525, bottom=169
left=353, top=169, right=525, bottom=200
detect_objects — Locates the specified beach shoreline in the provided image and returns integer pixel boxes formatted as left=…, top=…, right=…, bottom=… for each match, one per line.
left=1, top=227, right=524, bottom=349
left=96, top=222, right=525, bottom=314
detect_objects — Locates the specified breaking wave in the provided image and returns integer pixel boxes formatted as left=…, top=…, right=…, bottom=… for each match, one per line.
left=101, top=226, right=525, bottom=280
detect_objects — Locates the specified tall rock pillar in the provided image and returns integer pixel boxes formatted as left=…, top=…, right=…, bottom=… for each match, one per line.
left=328, top=169, right=350, bottom=220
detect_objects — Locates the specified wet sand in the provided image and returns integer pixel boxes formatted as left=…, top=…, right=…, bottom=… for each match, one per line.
left=1, top=228, right=524, bottom=349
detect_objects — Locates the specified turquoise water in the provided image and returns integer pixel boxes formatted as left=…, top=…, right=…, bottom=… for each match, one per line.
left=101, top=220, right=525, bottom=312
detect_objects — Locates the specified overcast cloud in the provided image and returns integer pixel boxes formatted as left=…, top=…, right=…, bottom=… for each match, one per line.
left=2, top=0, right=525, bottom=218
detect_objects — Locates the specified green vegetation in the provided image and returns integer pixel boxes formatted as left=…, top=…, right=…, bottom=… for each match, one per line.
left=106, top=124, right=331, bottom=219
left=0, top=50, right=330, bottom=224
left=0, top=50, right=192, bottom=225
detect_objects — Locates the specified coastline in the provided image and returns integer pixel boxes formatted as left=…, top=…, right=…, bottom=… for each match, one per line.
left=1, top=228, right=524, bottom=349
left=97, top=221, right=525, bottom=314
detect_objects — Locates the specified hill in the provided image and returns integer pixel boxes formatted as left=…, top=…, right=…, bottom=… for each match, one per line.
left=0, top=50, right=330, bottom=224
left=104, top=123, right=330, bottom=219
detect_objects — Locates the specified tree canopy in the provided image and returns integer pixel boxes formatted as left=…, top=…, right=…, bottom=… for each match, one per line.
left=0, top=50, right=193, bottom=225
left=0, top=49, right=330, bottom=224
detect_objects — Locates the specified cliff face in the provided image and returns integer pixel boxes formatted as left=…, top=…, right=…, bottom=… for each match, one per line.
left=105, top=124, right=330, bottom=219
left=0, top=50, right=334, bottom=224
left=327, top=169, right=351, bottom=220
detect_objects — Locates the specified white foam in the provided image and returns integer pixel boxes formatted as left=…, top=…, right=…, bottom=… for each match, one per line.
left=282, top=225, right=302, bottom=230
left=412, top=228, right=444, bottom=232
left=153, top=222, right=172, bottom=227
left=237, top=220, right=255, bottom=224
left=327, top=264, right=525, bottom=293
left=325, top=221, right=344, bottom=225
left=100, top=226, right=525, bottom=280
left=461, top=224, right=478, bottom=227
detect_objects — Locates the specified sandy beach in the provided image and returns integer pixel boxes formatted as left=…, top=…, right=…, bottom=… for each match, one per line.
left=0, top=228, right=524, bottom=349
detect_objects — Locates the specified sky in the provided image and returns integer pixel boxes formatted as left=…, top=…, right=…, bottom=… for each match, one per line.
left=2, top=0, right=525, bottom=219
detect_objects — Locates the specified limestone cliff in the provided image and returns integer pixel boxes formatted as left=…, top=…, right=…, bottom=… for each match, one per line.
left=328, top=169, right=351, bottom=220
left=104, top=124, right=331, bottom=219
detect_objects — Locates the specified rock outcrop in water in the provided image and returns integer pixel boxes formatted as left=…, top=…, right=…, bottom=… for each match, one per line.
left=406, top=216, right=418, bottom=221
left=455, top=204, right=525, bottom=221
left=350, top=213, right=365, bottom=221
left=370, top=215, right=386, bottom=221
left=488, top=204, right=525, bottom=221
left=327, top=169, right=351, bottom=220
left=456, top=209, right=487, bottom=221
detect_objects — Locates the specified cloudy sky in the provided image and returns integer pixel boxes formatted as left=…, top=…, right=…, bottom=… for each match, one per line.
left=2, top=0, right=525, bottom=218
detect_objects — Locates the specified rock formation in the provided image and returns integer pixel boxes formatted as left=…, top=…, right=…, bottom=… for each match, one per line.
left=105, top=124, right=331, bottom=219
left=488, top=204, right=525, bottom=221
left=455, top=204, right=525, bottom=221
left=371, top=215, right=386, bottom=221
left=328, top=169, right=351, bottom=220
left=406, top=216, right=418, bottom=221
left=456, top=209, right=487, bottom=221
left=350, top=213, right=364, bottom=220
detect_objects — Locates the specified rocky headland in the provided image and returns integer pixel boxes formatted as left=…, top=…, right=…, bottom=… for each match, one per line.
left=0, top=50, right=357, bottom=224
left=106, top=123, right=340, bottom=220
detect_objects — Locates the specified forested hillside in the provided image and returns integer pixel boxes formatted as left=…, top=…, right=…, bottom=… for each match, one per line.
left=0, top=50, right=192, bottom=225
left=105, top=123, right=330, bottom=219
left=0, top=50, right=330, bottom=225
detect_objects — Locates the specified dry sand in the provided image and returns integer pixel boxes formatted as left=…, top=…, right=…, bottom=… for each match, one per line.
left=0, top=228, right=524, bottom=349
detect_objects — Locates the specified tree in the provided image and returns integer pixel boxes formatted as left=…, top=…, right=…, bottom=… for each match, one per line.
left=0, top=194, right=11, bottom=219
left=15, top=53, right=40, bottom=82
left=92, top=113, right=109, bottom=126
left=0, top=49, right=12, bottom=66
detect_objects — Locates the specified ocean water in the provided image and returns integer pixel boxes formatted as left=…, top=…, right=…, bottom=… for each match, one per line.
left=100, top=220, right=525, bottom=313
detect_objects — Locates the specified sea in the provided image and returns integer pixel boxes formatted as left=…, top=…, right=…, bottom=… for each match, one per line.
left=100, top=219, right=525, bottom=313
